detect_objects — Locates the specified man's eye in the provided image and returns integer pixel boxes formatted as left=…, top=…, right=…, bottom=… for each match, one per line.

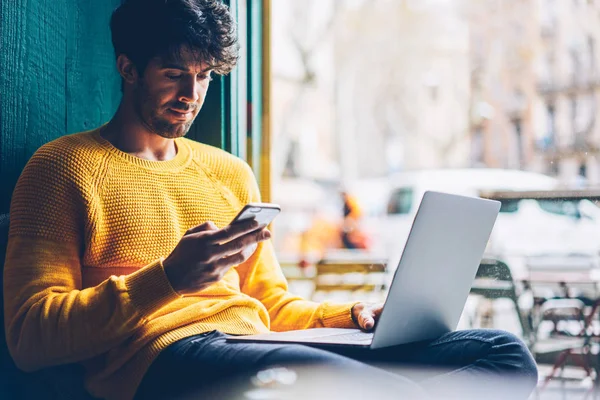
left=198, top=74, right=213, bottom=82
left=166, top=74, right=181, bottom=80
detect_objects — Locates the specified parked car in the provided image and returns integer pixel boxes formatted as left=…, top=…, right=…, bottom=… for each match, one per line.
left=354, top=169, right=600, bottom=269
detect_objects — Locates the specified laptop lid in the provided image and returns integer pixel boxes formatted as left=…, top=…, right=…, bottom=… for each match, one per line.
left=370, top=191, right=500, bottom=349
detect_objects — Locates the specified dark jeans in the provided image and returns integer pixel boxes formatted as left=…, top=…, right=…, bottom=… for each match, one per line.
left=134, top=329, right=538, bottom=400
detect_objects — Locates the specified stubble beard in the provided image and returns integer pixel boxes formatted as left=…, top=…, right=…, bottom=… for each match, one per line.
left=150, top=115, right=194, bottom=139
left=135, top=85, right=196, bottom=139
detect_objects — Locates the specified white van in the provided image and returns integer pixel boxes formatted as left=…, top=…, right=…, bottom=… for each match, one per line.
left=366, top=169, right=600, bottom=269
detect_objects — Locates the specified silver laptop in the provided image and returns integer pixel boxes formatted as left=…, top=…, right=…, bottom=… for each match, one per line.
left=227, top=191, right=501, bottom=349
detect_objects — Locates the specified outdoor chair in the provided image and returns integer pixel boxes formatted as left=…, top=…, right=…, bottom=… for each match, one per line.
left=538, top=298, right=600, bottom=396
left=312, top=257, right=387, bottom=303
left=278, top=255, right=316, bottom=300
left=469, top=259, right=587, bottom=358
left=468, top=258, right=596, bottom=397
left=538, top=298, right=586, bottom=337
left=469, top=258, right=536, bottom=346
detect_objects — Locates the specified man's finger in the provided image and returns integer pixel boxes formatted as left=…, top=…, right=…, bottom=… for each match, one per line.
left=360, top=311, right=375, bottom=331
left=362, top=317, right=375, bottom=331
left=208, top=219, right=260, bottom=244
left=212, top=229, right=271, bottom=259
left=186, top=221, right=218, bottom=235
left=214, top=244, right=258, bottom=270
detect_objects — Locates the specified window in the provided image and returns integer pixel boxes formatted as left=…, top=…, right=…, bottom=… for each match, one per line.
left=268, top=0, right=600, bottom=342
left=471, top=128, right=484, bottom=166
left=513, top=118, right=523, bottom=167
left=187, top=0, right=269, bottom=192
left=588, top=35, right=596, bottom=73
left=386, top=188, right=414, bottom=215
left=546, top=104, right=556, bottom=145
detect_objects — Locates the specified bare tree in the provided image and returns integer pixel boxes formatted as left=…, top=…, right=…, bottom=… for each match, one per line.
left=273, top=0, right=472, bottom=179
left=272, top=0, right=339, bottom=178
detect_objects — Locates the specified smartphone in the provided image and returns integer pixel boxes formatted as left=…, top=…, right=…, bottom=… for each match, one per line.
left=230, top=202, right=281, bottom=229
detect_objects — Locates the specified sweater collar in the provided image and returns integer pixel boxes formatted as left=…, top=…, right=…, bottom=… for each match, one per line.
left=90, top=128, right=192, bottom=172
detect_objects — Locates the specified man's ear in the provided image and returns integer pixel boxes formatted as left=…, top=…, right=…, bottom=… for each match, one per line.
left=116, top=54, right=139, bottom=85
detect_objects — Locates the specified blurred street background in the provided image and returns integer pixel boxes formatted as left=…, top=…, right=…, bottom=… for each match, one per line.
left=269, top=1, right=600, bottom=397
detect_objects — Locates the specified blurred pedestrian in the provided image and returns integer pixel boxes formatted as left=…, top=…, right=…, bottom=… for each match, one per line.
left=340, top=191, right=370, bottom=250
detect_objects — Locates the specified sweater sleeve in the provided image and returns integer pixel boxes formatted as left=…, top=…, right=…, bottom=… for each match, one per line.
left=232, top=163, right=358, bottom=331
left=3, top=150, right=180, bottom=372
left=238, top=240, right=359, bottom=331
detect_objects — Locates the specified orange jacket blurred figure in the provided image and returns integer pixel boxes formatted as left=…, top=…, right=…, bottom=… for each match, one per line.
left=340, top=191, right=371, bottom=250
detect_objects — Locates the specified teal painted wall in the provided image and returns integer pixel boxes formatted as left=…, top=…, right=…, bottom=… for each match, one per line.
left=0, top=0, right=122, bottom=213
left=0, top=1, right=240, bottom=214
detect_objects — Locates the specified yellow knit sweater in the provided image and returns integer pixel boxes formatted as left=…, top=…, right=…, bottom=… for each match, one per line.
left=3, top=129, right=357, bottom=400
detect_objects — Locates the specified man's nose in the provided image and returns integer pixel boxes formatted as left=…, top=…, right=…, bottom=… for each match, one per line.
left=178, top=77, right=200, bottom=104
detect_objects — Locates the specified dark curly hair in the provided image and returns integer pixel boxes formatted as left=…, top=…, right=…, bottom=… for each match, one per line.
left=110, top=0, right=239, bottom=76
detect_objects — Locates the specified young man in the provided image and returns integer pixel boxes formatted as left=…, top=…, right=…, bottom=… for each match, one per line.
left=3, top=0, right=538, bottom=399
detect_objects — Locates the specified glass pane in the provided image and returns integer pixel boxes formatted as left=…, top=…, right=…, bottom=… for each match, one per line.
left=269, top=0, right=600, bottom=364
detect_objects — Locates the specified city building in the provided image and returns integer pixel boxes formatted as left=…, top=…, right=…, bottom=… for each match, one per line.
left=469, top=0, right=600, bottom=187
left=533, top=0, right=600, bottom=186
left=467, top=0, right=539, bottom=171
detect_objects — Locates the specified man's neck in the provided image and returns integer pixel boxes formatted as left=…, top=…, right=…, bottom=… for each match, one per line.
left=101, top=104, right=177, bottom=162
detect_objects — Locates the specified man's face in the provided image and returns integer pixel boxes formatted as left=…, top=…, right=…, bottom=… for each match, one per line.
left=132, top=48, right=212, bottom=139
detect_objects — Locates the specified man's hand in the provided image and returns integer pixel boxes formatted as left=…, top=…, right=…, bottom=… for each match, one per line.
left=162, top=219, right=271, bottom=295
left=351, top=302, right=384, bottom=331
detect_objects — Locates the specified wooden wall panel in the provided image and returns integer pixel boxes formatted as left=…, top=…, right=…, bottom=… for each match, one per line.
left=0, top=0, right=122, bottom=213
left=0, top=0, right=238, bottom=213
left=66, top=1, right=122, bottom=134
left=1, top=0, right=65, bottom=212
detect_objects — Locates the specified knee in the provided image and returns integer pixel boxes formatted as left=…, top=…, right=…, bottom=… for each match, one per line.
left=259, top=344, right=362, bottom=370
left=485, top=330, right=538, bottom=383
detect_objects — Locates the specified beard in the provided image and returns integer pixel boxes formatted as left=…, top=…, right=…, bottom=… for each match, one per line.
left=148, top=114, right=195, bottom=139
left=134, top=85, right=197, bottom=139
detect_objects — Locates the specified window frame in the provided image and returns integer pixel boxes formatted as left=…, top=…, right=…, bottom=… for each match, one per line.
left=187, top=0, right=271, bottom=200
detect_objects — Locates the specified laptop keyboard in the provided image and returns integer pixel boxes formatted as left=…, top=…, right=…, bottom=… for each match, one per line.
left=321, top=331, right=374, bottom=343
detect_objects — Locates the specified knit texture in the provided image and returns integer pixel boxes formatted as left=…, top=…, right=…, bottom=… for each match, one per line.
left=3, top=129, right=358, bottom=400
